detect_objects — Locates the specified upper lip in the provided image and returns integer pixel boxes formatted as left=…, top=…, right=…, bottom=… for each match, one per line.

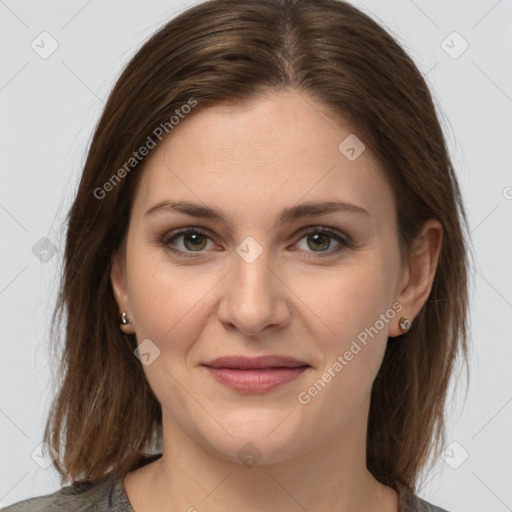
left=202, top=355, right=310, bottom=370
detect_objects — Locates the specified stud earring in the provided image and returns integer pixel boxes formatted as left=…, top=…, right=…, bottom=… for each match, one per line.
left=120, top=312, right=131, bottom=326
left=399, top=317, right=411, bottom=332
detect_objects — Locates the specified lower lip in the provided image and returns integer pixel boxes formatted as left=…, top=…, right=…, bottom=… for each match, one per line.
left=204, top=366, right=309, bottom=393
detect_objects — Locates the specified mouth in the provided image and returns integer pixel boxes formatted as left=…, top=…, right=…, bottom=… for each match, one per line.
left=201, top=355, right=311, bottom=393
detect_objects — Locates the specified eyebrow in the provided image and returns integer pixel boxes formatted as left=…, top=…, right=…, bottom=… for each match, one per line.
left=144, top=199, right=370, bottom=224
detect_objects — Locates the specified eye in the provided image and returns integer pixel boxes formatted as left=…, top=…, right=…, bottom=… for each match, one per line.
left=160, top=226, right=350, bottom=258
left=292, top=227, right=350, bottom=257
left=161, top=228, right=215, bottom=257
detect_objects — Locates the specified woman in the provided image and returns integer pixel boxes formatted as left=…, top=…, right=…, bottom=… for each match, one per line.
left=3, top=0, right=470, bottom=510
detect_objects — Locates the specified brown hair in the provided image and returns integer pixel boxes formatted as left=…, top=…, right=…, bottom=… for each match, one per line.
left=44, top=0, right=472, bottom=495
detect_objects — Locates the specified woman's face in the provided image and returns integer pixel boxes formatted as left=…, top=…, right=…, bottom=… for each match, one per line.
left=111, top=90, right=412, bottom=464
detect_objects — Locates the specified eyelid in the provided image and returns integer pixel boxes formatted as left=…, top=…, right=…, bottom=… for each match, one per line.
left=160, top=225, right=351, bottom=258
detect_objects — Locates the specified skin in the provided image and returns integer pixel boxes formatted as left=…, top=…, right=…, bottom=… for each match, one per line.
left=111, top=89, right=442, bottom=512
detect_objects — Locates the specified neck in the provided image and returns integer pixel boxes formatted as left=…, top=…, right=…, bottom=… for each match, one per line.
left=124, top=397, right=399, bottom=512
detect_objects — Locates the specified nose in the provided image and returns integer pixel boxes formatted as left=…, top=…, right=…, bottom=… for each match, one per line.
left=217, top=242, right=291, bottom=337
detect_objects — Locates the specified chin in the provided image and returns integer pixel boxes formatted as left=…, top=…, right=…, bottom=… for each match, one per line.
left=195, top=410, right=310, bottom=467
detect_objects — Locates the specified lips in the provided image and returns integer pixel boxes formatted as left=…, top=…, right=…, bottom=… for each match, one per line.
left=201, top=355, right=311, bottom=393
left=202, top=355, right=310, bottom=370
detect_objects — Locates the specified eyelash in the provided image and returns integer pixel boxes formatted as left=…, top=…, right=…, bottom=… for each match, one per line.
left=159, top=226, right=351, bottom=259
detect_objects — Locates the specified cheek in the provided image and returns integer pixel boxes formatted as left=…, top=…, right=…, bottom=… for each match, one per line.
left=297, top=256, right=397, bottom=391
left=302, top=262, right=393, bottom=341
left=291, top=268, right=395, bottom=444
left=127, top=257, right=218, bottom=352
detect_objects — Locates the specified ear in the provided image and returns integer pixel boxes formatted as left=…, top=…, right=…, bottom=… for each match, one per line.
left=389, top=218, right=443, bottom=337
left=110, top=246, right=136, bottom=334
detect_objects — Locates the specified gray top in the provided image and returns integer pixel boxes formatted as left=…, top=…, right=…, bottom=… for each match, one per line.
left=2, top=455, right=449, bottom=512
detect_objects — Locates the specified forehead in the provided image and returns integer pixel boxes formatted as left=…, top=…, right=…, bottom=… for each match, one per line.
left=132, top=91, right=395, bottom=224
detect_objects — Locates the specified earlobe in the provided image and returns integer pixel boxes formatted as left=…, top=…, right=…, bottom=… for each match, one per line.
left=110, top=250, right=136, bottom=334
left=389, top=219, right=443, bottom=338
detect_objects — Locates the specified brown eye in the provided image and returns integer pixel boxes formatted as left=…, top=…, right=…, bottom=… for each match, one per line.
left=306, top=233, right=331, bottom=251
left=293, top=227, right=349, bottom=257
left=161, top=228, right=214, bottom=257
left=181, top=232, right=208, bottom=251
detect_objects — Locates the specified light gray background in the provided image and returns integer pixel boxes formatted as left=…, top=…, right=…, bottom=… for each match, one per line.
left=0, top=1, right=511, bottom=510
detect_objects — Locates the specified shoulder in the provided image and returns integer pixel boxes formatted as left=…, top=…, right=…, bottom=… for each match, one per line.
left=1, top=473, right=126, bottom=512
left=415, top=496, right=450, bottom=512
left=399, top=484, right=451, bottom=512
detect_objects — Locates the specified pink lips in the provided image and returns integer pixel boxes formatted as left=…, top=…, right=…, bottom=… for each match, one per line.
left=202, top=355, right=310, bottom=393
